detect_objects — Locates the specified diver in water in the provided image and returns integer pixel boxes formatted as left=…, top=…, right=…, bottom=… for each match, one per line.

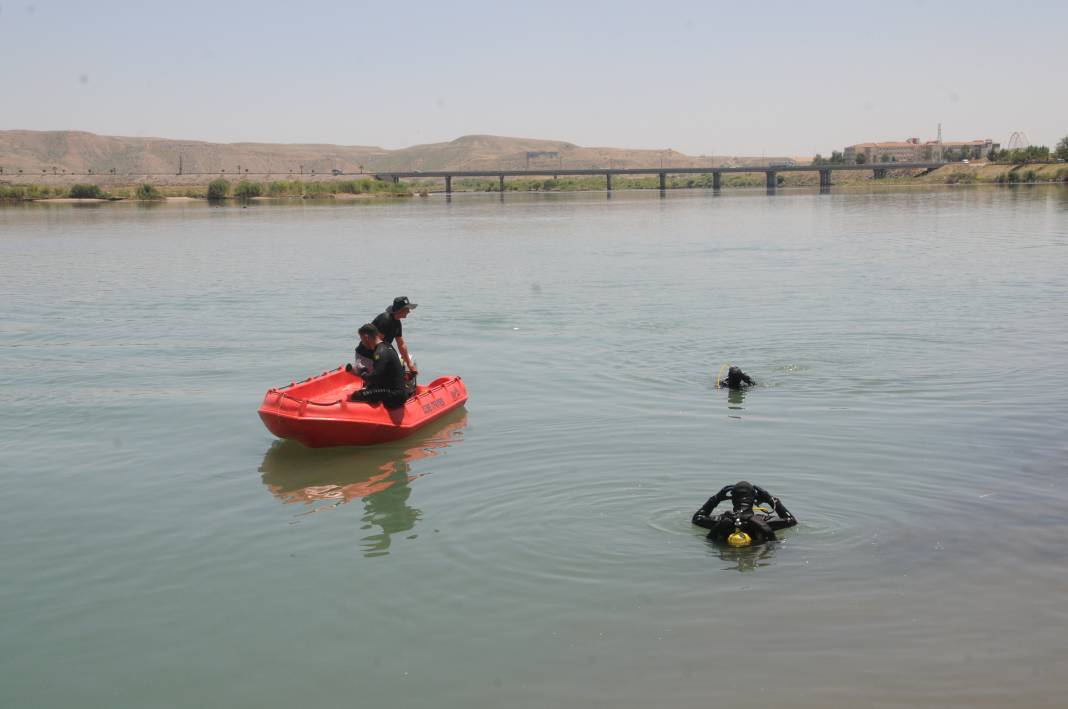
left=692, top=480, right=796, bottom=547
left=717, top=366, right=755, bottom=389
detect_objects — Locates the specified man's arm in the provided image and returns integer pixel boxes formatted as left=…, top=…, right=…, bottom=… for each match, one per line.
left=385, top=344, right=406, bottom=385
left=361, top=349, right=388, bottom=387
left=767, top=498, right=798, bottom=530
left=691, top=513, right=719, bottom=530
left=692, top=485, right=733, bottom=526
left=395, top=335, right=417, bottom=373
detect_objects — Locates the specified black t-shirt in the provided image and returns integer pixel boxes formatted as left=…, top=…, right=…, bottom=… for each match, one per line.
left=364, top=341, right=405, bottom=391
left=371, top=310, right=402, bottom=345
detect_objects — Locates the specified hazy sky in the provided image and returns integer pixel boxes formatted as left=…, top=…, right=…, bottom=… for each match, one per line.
left=2, top=0, right=1065, bottom=156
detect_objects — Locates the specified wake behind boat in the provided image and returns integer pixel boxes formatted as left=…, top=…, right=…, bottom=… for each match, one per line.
left=258, top=366, right=467, bottom=447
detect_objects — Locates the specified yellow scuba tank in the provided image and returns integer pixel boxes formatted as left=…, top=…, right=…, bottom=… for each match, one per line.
left=727, top=530, right=752, bottom=547
left=727, top=518, right=752, bottom=547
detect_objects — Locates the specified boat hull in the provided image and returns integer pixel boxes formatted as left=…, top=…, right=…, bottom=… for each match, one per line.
left=258, top=366, right=467, bottom=447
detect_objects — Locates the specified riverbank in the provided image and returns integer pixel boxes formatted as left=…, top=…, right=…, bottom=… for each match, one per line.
left=2, top=162, right=1066, bottom=201
left=0, top=177, right=414, bottom=202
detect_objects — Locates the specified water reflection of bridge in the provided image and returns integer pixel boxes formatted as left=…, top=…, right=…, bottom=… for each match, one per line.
left=372, top=162, right=947, bottom=193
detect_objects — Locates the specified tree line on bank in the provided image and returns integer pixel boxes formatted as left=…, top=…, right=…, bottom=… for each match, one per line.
left=812, top=135, right=1068, bottom=166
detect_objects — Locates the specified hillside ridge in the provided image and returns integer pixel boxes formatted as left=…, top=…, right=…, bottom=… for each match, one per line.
left=0, top=129, right=793, bottom=177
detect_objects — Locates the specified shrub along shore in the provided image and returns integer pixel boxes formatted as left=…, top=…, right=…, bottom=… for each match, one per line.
left=2, top=163, right=1067, bottom=201
left=0, top=177, right=413, bottom=202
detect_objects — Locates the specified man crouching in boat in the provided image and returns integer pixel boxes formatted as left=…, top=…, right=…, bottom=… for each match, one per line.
left=349, top=324, right=410, bottom=408
left=692, top=480, right=797, bottom=547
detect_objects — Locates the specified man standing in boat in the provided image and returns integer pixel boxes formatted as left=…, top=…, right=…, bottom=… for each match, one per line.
left=372, top=296, right=418, bottom=376
left=350, top=324, right=408, bottom=408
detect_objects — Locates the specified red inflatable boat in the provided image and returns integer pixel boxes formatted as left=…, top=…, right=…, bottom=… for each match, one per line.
left=258, top=366, right=468, bottom=447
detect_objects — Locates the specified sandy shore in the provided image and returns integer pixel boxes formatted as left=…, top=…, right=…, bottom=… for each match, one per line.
left=35, top=197, right=109, bottom=203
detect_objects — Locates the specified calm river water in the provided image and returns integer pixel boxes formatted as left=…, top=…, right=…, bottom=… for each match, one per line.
left=2, top=187, right=1067, bottom=708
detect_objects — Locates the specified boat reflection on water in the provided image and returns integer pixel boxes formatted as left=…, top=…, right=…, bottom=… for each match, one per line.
left=260, top=410, right=468, bottom=557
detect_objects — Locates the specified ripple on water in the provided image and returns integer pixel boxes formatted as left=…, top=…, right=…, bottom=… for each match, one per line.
left=5, top=189, right=1068, bottom=708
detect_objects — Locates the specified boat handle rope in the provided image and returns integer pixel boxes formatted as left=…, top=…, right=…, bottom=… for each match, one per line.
left=272, top=379, right=450, bottom=408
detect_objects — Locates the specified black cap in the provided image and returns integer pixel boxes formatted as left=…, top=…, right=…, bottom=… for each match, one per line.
left=389, top=296, right=417, bottom=312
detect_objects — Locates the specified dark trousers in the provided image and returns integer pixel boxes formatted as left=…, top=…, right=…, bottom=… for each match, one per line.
left=351, top=387, right=408, bottom=409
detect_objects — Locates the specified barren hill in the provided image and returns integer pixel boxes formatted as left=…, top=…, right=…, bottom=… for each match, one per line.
left=0, top=130, right=793, bottom=178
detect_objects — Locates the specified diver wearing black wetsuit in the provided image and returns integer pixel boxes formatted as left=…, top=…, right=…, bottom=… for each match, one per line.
left=718, top=366, right=755, bottom=389
left=692, top=480, right=796, bottom=546
left=350, top=324, right=409, bottom=409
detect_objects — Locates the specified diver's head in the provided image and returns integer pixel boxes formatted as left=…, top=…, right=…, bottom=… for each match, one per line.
left=727, top=366, right=744, bottom=388
left=358, top=323, right=382, bottom=348
left=731, top=480, right=755, bottom=514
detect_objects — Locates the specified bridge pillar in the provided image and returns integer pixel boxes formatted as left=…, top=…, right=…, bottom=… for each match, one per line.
left=445, top=175, right=452, bottom=194
left=873, top=168, right=887, bottom=179
left=499, top=175, right=505, bottom=192
left=392, top=176, right=399, bottom=184
left=765, top=171, right=777, bottom=189
left=606, top=173, right=612, bottom=191
left=659, top=172, right=666, bottom=190
left=712, top=172, right=721, bottom=191
left=819, top=169, right=831, bottom=189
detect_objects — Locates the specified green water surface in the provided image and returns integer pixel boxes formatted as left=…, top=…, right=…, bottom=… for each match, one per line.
left=2, top=186, right=1066, bottom=708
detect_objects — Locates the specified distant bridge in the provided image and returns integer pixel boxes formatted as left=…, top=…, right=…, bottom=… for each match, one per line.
left=372, top=162, right=948, bottom=192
